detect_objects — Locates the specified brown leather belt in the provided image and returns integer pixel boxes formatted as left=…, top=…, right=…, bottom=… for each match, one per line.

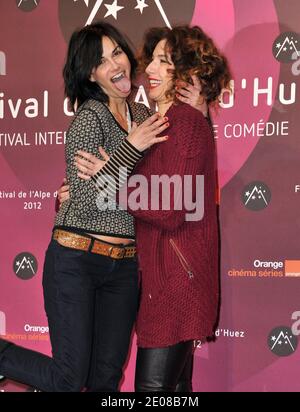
left=53, top=229, right=136, bottom=259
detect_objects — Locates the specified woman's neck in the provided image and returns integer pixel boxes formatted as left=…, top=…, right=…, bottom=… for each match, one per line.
left=108, top=98, right=129, bottom=131
left=157, top=100, right=173, bottom=116
left=108, top=98, right=127, bottom=117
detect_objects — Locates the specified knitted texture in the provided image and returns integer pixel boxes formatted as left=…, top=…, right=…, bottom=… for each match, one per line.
left=118, top=103, right=219, bottom=347
left=92, top=139, right=143, bottom=197
left=54, top=99, right=150, bottom=238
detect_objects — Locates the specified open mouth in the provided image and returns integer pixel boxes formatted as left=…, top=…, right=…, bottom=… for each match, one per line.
left=111, top=72, right=125, bottom=83
left=149, top=78, right=162, bottom=89
left=111, top=72, right=131, bottom=93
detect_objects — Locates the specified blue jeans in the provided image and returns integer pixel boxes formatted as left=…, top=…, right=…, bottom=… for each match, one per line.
left=0, top=239, right=139, bottom=392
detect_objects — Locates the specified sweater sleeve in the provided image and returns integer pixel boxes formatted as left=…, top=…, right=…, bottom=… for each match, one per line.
left=91, top=139, right=144, bottom=198
left=118, top=107, right=212, bottom=231
left=65, top=108, right=104, bottom=217
left=90, top=102, right=151, bottom=199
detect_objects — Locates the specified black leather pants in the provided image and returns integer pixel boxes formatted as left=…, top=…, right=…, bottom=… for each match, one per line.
left=135, top=341, right=194, bottom=392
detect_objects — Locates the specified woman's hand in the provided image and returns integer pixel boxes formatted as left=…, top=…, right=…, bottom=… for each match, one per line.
left=176, top=74, right=208, bottom=117
left=126, top=113, right=169, bottom=152
left=57, top=178, right=70, bottom=206
left=75, top=147, right=110, bottom=180
left=74, top=113, right=169, bottom=180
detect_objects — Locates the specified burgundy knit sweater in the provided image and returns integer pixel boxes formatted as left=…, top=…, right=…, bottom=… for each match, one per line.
left=118, top=103, right=219, bottom=348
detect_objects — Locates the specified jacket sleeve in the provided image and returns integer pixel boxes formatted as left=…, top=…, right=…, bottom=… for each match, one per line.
left=65, top=108, right=104, bottom=218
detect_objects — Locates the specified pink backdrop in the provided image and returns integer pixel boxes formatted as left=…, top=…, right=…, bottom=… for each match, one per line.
left=1, top=0, right=300, bottom=392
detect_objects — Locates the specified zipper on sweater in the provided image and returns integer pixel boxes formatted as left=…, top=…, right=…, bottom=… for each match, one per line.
left=169, top=238, right=194, bottom=279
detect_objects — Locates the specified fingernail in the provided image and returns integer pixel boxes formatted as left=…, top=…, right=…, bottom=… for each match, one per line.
left=164, top=117, right=168, bottom=121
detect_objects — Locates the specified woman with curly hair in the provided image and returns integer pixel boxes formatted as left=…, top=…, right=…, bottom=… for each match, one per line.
left=70, top=24, right=232, bottom=391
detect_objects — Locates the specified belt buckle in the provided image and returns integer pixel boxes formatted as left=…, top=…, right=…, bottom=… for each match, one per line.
left=107, top=245, right=126, bottom=259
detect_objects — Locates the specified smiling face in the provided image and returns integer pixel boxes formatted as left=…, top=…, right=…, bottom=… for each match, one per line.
left=90, top=36, right=132, bottom=102
left=145, top=39, right=175, bottom=104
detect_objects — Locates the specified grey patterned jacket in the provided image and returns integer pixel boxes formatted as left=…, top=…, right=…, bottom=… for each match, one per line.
left=54, top=99, right=151, bottom=238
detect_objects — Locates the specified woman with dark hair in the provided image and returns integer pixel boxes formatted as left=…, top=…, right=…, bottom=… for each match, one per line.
left=72, top=24, right=232, bottom=391
left=0, top=21, right=169, bottom=392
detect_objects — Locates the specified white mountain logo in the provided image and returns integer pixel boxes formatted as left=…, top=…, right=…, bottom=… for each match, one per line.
left=16, top=0, right=40, bottom=12
left=74, top=0, right=172, bottom=27
left=13, top=252, right=38, bottom=280
left=15, top=256, right=36, bottom=275
left=273, top=32, right=300, bottom=63
left=244, top=185, right=268, bottom=206
left=276, top=36, right=299, bottom=58
left=59, top=0, right=196, bottom=47
left=268, top=326, right=298, bottom=357
left=270, top=331, right=295, bottom=352
left=242, top=181, right=271, bottom=211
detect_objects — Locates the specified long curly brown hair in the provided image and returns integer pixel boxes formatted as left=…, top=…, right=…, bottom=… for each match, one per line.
left=139, top=25, right=232, bottom=105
